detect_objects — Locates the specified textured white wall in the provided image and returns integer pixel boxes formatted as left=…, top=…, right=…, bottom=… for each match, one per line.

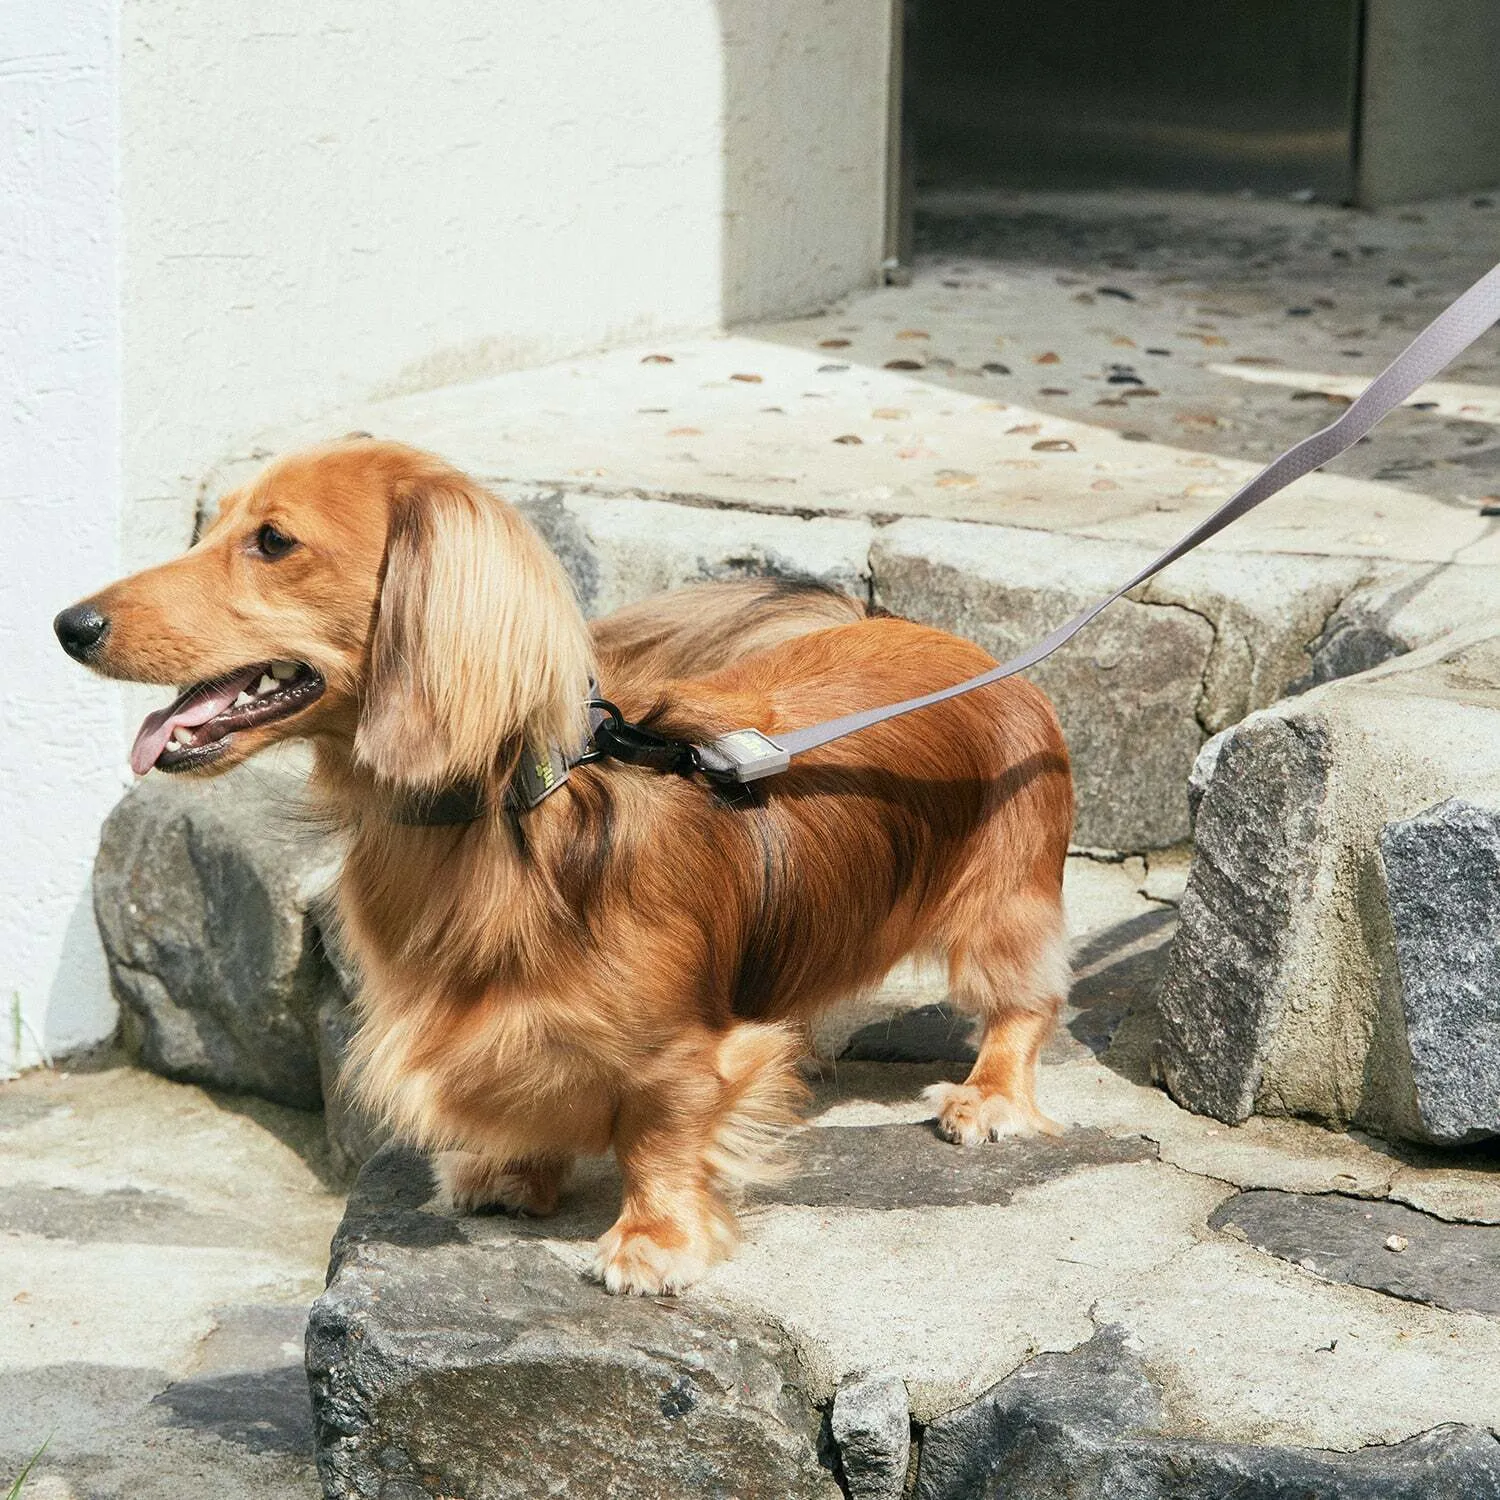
left=3, top=0, right=890, bottom=1062
left=121, top=0, right=893, bottom=568
left=1, top=0, right=124, bottom=1067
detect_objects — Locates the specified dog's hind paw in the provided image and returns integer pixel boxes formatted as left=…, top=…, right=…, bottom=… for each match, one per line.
left=923, top=1081, right=1062, bottom=1146
left=434, top=1150, right=567, bottom=1216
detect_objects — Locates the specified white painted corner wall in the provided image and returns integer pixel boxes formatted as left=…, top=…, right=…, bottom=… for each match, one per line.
left=2, top=0, right=124, bottom=1069
left=5, top=0, right=894, bottom=1062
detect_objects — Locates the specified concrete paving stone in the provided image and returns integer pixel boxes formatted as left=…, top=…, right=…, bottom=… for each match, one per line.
left=1094, top=1240, right=1500, bottom=1448
left=0, top=1067, right=342, bottom=1264
left=1212, top=1189, right=1500, bottom=1317
left=1388, top=1162, right=1500, bottom=1226
left=752, top=1122, right=1156, bottom=1210
left=0, top=1065, right=341, bottom=1500
left=913, top=1324, right=1500, bottom=1500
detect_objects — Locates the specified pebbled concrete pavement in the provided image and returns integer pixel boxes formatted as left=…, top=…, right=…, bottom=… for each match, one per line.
left=0, top=1065, right=341, bottom=1500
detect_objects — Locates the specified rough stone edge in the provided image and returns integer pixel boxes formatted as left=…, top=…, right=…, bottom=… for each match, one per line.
left=913, top=1324, right=1500, bottom=1500
left=307, top=1148, right=843, bottom=1499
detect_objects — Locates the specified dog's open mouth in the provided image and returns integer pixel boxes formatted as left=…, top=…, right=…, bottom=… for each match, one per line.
left=130, top=661, right=326, bottom=775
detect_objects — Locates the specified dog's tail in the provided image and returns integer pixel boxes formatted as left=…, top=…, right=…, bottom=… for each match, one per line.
left=706, top=1022, right=808, bottom=1192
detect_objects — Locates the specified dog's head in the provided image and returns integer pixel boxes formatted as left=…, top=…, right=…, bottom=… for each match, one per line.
left=56, top=439, right=592, bottom=789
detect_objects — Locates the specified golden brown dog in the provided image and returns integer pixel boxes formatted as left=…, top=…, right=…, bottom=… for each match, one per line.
left=56, top=439, right=1073, bottom=1294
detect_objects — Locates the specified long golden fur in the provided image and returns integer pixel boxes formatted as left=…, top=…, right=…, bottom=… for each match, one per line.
left=61, top=439, right=1074, bottom=1294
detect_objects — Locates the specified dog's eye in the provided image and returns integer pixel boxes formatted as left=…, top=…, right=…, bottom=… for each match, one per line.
left=254, top=522, right=298, bottom=559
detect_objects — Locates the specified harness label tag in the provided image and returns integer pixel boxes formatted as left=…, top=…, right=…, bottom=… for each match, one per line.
left=513, top=743, right=572, bottom=809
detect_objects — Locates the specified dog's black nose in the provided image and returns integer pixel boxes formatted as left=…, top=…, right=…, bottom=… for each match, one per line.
left=54, top=603, right=109, bottom=661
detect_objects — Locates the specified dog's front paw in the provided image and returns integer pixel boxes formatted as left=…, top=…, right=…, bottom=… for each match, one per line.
left=434, top=1150, right=565, bottom=1216
left=592, top=1217, right=725, bottom=1296
left=924, top=1082, right=1062, bottom=1146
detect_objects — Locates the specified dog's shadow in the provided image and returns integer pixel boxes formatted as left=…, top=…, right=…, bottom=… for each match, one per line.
left=415, top=1057, right=1150, bottom=1245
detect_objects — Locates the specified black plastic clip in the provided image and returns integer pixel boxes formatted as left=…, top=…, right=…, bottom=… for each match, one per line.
left=582, top=699, right=701, bottom=777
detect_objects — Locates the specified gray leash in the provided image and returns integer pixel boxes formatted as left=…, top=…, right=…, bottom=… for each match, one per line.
left=695, top=259, right=1500, bottom=784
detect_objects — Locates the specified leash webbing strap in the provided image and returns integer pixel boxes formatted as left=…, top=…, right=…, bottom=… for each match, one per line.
left=699, top=259, right=1500, bottom=783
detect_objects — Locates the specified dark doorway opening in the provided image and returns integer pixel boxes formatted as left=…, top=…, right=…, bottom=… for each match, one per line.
left=906, top=0, right=1362, bottom=204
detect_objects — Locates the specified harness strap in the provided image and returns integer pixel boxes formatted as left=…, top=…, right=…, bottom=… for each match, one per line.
left=392, top=687, right=614, bottom=824
left=699, top=258, right=1500, bottom=784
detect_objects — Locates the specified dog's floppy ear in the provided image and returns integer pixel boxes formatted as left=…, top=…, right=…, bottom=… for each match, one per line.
left=355, top=471, right=593, bottom=789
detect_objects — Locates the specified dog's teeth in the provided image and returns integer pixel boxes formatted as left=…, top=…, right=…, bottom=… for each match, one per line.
left=270, top=661, right=298, bottom=681
left=172, top=727, right=193, bottom=746
left=256, top=673, right=278, bottom=695
left=234, top=690, right=255, bottom=707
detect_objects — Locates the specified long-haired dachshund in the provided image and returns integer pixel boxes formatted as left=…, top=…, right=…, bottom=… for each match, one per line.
left=56, top=439, right=1073, bottom=1294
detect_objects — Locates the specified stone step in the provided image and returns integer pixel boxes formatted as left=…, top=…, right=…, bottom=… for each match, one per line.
left=1157, top=625, right=1500, bottom=1146
left=200, top=320, right=1500, bottom=850
left=308, top=1046, right=1500, bottom=1499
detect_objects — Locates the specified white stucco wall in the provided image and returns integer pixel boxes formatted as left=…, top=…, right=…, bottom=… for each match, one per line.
left=2, top=0, right=891, bottom=1063
left=2, top=0, right=124, bottom=1068
left=122, top=0, right=894, bottom=569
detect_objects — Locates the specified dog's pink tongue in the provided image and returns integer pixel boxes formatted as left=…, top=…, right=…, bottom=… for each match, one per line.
left=129, top=670, right=260, bottom=775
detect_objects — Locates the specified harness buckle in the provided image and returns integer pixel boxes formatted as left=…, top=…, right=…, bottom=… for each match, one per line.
left=695, top=728, right=791, bottom=783
left=582, top=700, right=789, bottom=786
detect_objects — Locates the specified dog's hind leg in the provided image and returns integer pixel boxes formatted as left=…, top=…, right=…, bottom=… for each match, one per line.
left=925, top=891, right=1069, bottom=1145
left=435, top=1150, right=573, bottom=1216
